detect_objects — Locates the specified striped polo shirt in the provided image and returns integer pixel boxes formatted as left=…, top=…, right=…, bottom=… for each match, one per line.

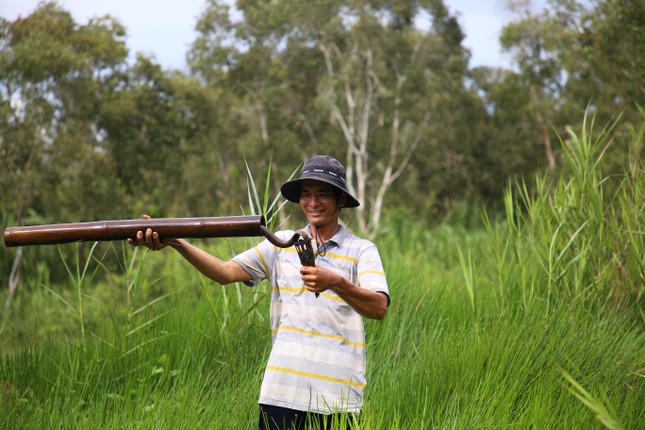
left=232, top=224, right=389, bottom=414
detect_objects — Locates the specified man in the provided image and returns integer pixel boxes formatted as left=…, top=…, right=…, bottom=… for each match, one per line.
left=130, top=155, right=390, bottom=429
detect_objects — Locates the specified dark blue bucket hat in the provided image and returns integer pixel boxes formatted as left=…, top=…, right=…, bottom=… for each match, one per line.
left=280, top=155, right=360, bottom=208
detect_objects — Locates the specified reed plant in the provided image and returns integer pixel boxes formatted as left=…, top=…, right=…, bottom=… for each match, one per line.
left=491, top=112, right=644, bottom=315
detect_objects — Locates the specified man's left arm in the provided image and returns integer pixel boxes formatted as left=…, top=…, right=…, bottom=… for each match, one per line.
left=300, top=266, right=389, bottom=320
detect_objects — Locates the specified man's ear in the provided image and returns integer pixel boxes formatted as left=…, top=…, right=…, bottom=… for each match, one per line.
left=339, top=193, right=347, bottom=209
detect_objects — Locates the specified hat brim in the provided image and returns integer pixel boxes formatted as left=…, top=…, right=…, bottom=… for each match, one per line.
left=281, top=178, right=360, bottom=208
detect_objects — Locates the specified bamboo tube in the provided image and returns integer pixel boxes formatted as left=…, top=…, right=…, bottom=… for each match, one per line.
left=3, top=216, right=265, bottom=247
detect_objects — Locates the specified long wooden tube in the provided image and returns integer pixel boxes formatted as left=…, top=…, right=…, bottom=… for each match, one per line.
left=3, top=216, right=266, bottom=247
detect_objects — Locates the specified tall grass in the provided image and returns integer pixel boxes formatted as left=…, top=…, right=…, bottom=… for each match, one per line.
left=1, top=114, right=643, bottom=428
left=478, top=113, right=644, bottom=317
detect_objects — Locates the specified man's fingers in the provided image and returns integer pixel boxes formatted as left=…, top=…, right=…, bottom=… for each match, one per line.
left=128, top=227, right=165, bottom=250
left=300, top=266, right=314, bottom=276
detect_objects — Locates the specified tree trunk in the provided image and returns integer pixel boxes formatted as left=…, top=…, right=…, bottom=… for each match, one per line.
left=7, top=247, right=24, bottom=306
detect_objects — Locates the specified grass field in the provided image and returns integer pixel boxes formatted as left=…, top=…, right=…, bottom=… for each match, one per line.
left=1, top=118, right=643, bottom=429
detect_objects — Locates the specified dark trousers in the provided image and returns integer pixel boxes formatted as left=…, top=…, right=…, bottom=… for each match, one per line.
left=258, top=404, right=358, bottom=430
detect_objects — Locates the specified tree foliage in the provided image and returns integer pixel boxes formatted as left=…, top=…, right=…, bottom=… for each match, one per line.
left=477, top=0, right=643, bottom=172
left=0, top=3, right=128, bottom=225
left=1, top=0, right=644, bottom=288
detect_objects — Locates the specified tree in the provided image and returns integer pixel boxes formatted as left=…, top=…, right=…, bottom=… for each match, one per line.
left=0, top=2, right=129, bottom=296
left=499, top=0, right=578, bottom=170
left=492, top=0, right=644, bottom=179
left=189, top=0, right=476, bottom=236
left=577, top=0, right=645, bottom=123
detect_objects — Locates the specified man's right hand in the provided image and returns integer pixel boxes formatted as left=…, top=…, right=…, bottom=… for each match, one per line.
left=126, top=215, right=251, bottom=285
left=127, top=214, right=170, bottom=251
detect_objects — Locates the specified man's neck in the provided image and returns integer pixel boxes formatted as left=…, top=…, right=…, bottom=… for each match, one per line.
left=310, top=223, right=340, bottom=244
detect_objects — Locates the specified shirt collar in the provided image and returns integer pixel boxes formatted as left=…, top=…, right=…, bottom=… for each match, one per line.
left=306, top=224, right=347, bottom=247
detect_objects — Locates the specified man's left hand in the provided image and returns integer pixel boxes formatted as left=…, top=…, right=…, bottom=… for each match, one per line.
left=300, top=266, right=340, bottom=295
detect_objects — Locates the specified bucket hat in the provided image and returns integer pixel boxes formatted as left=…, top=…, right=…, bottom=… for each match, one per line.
left=280, top=155, right=360, bottom=208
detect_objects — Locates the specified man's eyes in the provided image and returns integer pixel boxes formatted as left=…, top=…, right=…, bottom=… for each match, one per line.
left=301, top=191, right=332, bottom=198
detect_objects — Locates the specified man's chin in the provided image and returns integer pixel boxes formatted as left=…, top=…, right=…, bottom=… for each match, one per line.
left=307, top=219, right=325, bottom=227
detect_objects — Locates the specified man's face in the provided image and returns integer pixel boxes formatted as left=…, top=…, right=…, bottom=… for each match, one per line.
left=299, top=180, right=344, bottom=227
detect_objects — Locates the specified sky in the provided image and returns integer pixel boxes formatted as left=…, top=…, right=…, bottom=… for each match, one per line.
left=1, top=0, right=528, bottom=71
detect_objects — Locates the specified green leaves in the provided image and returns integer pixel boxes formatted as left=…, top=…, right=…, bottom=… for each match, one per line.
left=562, top=371, right=625, bottom=430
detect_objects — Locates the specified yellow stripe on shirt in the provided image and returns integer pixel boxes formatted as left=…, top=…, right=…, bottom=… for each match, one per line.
left=320, top=251, right=358, bottom=264
left=253, top=247, right=269, bottom=275
left=358, top=269, right=385, bottom=277
left=265, top=365, right=366, bottom=389
left=272, top=286, right=345, bottom=302
left=272, top=286, right=306, bottom=293
left=274, top=325, right=365, bottom=347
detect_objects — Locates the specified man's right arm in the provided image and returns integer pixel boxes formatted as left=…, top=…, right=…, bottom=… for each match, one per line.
left=167, top=238, right=251, bottom=285
left=129, top=223, right=252, bottom=285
